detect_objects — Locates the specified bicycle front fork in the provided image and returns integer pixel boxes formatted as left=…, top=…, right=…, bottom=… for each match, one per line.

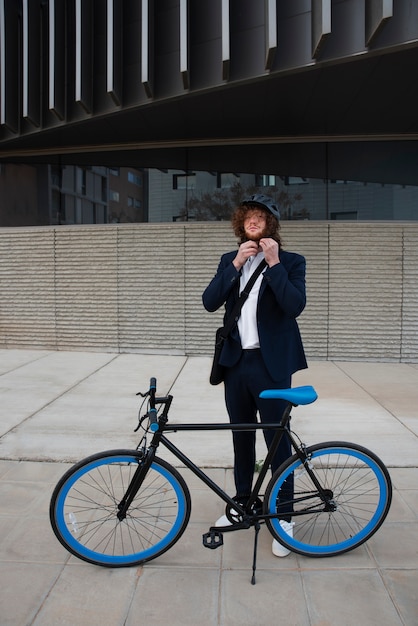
left=117, top=449, right=155, bottom=520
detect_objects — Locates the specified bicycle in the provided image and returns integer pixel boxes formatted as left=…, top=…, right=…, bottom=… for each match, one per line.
left=50, top=377, right=392, bottom=584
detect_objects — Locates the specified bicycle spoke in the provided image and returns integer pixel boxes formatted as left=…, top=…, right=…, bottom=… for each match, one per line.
left=50, top=451, right=191, bottom=566
left=265, top=443, right=391, bottom=557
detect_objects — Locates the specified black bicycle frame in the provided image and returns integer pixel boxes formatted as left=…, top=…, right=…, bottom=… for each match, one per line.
left=119, top=399, right=329, bottom=522
left=144, top=401, right=299, bottom=519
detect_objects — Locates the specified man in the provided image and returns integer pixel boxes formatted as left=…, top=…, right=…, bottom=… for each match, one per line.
left=202, top=194, right=307, bottom=557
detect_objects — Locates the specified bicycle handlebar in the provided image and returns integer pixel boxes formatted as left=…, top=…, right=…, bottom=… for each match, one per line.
left=148, top=377, right=159, bottom=432
left=149, top=377, right=157, bottom=403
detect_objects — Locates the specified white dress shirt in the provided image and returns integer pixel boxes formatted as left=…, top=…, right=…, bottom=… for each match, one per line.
left=237, top=252, right=266, bottom=349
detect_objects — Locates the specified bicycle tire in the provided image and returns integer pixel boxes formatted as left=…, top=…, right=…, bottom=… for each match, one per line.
left=264, top=441, right=392, bottom=557
left=50, top=449, right=191, bottom=567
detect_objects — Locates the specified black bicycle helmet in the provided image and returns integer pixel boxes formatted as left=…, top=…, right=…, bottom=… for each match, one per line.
left=241, top=194, right=281, bottom=220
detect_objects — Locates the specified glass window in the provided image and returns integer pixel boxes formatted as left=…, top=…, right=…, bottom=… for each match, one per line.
left=51, top=165, right=61, bottom=187
left=51, top=189, right=62, bottom=224
left=127, top=171, right=142, bottom=186
left=64, top=195, right=75, bottom=224
left=173, top=172, right=196, bottom=190
left=1, top=162, right=418, bottom=226
left=217, top=173, right=240, bottom=189
left=255, top=174, right=276, bottom=187
left=101, top=176, right=107, bottom=202
left=94, top=203, right=106, bottom=223
left=81, top=169, right=87, bottom=195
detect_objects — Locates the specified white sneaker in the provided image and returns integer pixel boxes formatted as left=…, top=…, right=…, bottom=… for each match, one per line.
left=272, top=520, right=295, bottom=557
left=215, top=514, right=233, bottom=527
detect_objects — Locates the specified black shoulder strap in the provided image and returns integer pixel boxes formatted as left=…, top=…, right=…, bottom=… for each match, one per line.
left=221, top=259, right=267, bottom=337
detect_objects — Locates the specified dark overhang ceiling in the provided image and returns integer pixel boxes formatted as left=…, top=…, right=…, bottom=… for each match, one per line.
left=1, top=44, right=418, bottom=185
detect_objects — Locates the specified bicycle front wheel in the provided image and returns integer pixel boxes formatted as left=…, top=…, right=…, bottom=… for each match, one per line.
left=264, top=442, right=392, bottom=557
left=50, top=450, right=191, bottom=567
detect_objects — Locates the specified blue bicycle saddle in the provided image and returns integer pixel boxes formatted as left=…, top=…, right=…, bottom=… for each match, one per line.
left=259, top=385, right=318, bottom=406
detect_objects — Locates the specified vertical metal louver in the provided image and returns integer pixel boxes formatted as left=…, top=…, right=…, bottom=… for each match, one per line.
left=141, top=0, right=153, bottom=97
left=75, top=0, right=92, bottom=112
left=180, top=0, right=189, bottom=89
left=0, top=0, right=18, bottom=131
left=265, top=0, right=277, bottom=70
left=0, top=0, right=5, bottom=126
left=366, top=0, right=393, bottom=45
left=48, top=0, right=65, bottom=120
left=221, top=0, right=229, bottom=80
left=312, top=0, right=331, bottom=59
left=22, top=0, right=40, bottom=126
left=107, top=0, right=122, bottom=104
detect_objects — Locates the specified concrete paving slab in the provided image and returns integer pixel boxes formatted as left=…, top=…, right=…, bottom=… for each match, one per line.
left=301, top=569, right=404, bottom=626
left=126, top=567, right=222, bottom=626
left=220, top=569, right=310, bottom=626
left=367, top=523, right=418, bottom=569
left=31, top=565, right=140, bottom=626
left=0, top=349, right=52, bottom=375
left=387, top=490, right=418, bottom=523
left=0, top=562, right=64, bottom=626
left=382, top=570, right=418, bottom=626
left=389, top=466, right=418, bottom=489
left=0, top=350, right=118, bottom=435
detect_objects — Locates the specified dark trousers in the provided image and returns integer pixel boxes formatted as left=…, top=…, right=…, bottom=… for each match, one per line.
left=224, top=349, right=293, bottom=508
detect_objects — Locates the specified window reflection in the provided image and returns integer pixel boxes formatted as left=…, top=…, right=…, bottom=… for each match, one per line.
left=0, top=163, right=417, bottom=226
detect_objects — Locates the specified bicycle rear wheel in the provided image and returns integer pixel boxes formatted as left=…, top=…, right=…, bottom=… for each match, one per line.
left=264, top=442, right=392, bottom=557
left=50, top=450, right=191, bottom=567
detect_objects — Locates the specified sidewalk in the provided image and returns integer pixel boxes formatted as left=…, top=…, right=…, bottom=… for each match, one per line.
left=0, top=349, right=417, bottom=625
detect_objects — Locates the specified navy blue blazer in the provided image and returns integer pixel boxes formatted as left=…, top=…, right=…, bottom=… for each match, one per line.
left=202, top=250, right=307, bottom=382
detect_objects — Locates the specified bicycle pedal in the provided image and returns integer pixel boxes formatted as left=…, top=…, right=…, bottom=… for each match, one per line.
left=202, top=530, right=224, bottom=550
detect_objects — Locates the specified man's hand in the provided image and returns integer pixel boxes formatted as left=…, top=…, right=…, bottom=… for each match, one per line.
left=232, top=240, right=261, bottom=270
left=259, top=238, right=280, bottom=267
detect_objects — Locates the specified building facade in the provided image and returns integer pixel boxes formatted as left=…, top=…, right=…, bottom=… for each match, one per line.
left=1, top=1, right=418, bottom=360
left=0, top=163, right=145, bottom=226
left=1, top=1, right=418, bottom=192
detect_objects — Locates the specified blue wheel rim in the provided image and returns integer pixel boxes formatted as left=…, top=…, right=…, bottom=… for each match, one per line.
left=54, top=455, right=187, bottom=565
left=268, top=446, right=389, bottom=555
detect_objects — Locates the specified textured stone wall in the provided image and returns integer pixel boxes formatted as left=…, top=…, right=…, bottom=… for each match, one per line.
left=1, top=222, right=417, bottom=362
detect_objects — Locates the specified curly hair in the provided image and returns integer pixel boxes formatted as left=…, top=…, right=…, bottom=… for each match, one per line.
left=231, top=204, right=282, bottom=248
